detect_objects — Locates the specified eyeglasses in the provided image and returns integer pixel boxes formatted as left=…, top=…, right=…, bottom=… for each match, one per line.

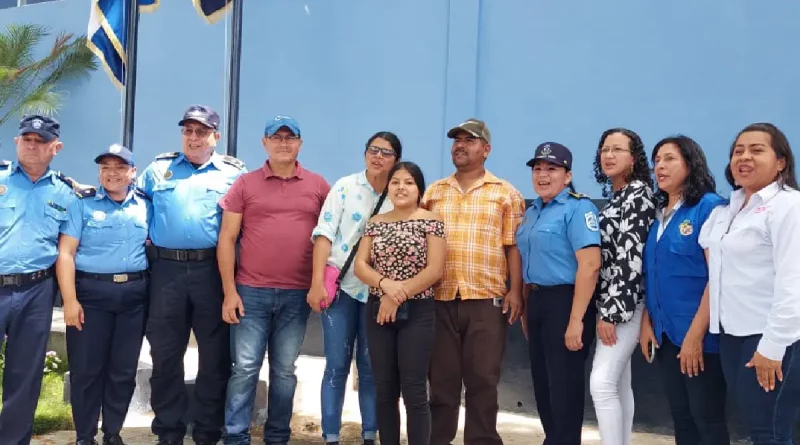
left=268, top=135, right=300, bottom=143
left=367, top=146, right=396, bottom=157
left=181, top=127, right=212, bottom=138
left=600, top=147, right=630, bottom=156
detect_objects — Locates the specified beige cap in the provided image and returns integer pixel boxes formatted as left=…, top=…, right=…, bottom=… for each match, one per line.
left=446, top=118, right=491, bottom=144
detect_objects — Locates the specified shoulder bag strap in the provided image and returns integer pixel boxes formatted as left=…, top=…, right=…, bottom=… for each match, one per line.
left=335, top=188, right=388, bottom=286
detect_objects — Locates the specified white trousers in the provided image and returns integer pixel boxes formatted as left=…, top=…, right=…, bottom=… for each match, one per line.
left=590, top=303, right=644, bottom=445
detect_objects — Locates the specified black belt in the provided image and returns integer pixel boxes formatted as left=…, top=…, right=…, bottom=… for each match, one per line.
left=151, top=246, right=216, bottom=262
left=0, top=267, right=53, bottom=287
left=526, top=283, right=574, bottom=292
left=76, top=270, right=147, bottom=283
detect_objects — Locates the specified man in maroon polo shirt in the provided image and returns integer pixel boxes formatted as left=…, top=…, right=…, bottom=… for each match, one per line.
left=217, top=116, right=330, bottom=445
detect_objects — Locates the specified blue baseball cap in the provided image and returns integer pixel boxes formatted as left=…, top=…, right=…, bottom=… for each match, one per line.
left=19, top=115, right=60, bottom=141
left=94, top=143, right=134, bottom=166
left=264, top=115, right=301, bottom=137
left=178, top=105, right=220, bottom=130
left=526, top=142, right=573, bottom=171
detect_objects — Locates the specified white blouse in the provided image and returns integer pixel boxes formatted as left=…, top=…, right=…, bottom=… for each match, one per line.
left=699, top=181, right=800, bottom=361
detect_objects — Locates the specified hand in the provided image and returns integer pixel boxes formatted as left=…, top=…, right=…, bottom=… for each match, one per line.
left=746, top=351, right=783, bottom=392
left=307, top=283, right=329, bottom=313
left=380, top=279, right=409, bottom=304
left=521, top=314, right=529, bottom=341
left=678, top=332, right=705, bottom=377
left=564, top=318, right=584, bottom=351
left=377, top=296, right=399, bottom=325
left=502, top=289, right=524, bottom=325
left=639, top=319, right=658, bottom=363
left=222, top=291, right=245, bottom=324
left=597, top=320, right=618, bottom=346
left=63, top=300, right=84, bottom=331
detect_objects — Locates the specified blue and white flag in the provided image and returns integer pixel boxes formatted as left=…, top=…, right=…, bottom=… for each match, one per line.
left=193, top=0, right=232, bottom=24
left=87, top=0, right=159, bottom=88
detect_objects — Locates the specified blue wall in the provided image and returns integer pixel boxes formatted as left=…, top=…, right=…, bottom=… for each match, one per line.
left=2, top=0, right=800, bottom=199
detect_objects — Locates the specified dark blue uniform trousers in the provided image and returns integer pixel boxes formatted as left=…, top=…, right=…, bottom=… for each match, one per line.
left=526, top=284, right=596, bottom=445
left=147, top=258, right=230, bottom=442
left=66, top=277, right=148, bottom=441
left=0, top=277, right=56, bottom=445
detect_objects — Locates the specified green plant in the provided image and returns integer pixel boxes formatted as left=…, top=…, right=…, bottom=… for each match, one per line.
left=43, top=350, right=68, bottom=376
left=0, top=23, right=97, bottom=129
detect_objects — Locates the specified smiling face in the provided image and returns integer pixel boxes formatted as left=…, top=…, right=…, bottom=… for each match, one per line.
left=97, top=156, right=136, bottom=195
left=653, top=142, right=689, bottom=197
left=181, top=120, right=219, bottom=164
left=388, top=167, right=420, bottom=209
left=730, top=131, right=785, bottom=194
left=599, top=131, right=634, bottom=180
left=532, top=159, right=572, bottom=202
left=364, top=137, right=397, bottom=177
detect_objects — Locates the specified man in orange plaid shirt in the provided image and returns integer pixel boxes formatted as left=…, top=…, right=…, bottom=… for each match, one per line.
left=422, top=118, right=526, bottom=445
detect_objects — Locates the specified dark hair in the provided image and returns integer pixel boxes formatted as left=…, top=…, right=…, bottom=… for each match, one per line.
left=593, top=128, right=654, bottom=197
left=387, top=161, right=425, bottom=204
left=365, top=131, right=403, bottom=159
left=651, top=135, right=716, bottom=208
left=725, top=123, right=798, bottom=191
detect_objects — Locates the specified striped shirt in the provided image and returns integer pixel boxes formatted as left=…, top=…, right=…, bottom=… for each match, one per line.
left=421, top=170, right=526, bottom=301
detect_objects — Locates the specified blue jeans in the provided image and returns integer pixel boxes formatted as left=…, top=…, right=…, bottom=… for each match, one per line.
left=223, top=286, right=311, bottom=445
left=320, top=291, right=377, bottom=442
left=719, top=333, right=800, bottom=445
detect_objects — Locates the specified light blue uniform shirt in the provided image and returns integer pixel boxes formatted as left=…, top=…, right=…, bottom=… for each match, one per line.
left=63, top=186, right=152, bottom=273
left=137, top=151, right=246, bottom=249
left=0, top=161, right=76, bottom=274
left=517, top=188, right=601, bottom=286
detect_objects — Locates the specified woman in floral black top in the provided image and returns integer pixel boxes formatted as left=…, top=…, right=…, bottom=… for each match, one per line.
left=589, top=128, right=656, bottom=445
left=354, top=161, right=446, bottom=445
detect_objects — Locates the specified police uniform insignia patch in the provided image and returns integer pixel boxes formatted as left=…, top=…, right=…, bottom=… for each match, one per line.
left=221, top=155, right=245, bottom=170
left=47, top=201, right=66, bottom=213
left=92, top=210, right=106, bottom=221
left=109, top=144, right=122, bottom=154
left=155, top=152, right=179, bottom=160
left=32, top=119, right=43, bottom=129
left=584, top=212, right=599, bottom=231
left=163, top=170, right=173, bottom=179
left=0, top=184, right=7, bottom=195
left=679, top=220, right=693, bottom=236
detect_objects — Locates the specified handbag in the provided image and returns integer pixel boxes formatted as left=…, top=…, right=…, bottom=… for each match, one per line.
left=321, top=188, right=388, bottom=309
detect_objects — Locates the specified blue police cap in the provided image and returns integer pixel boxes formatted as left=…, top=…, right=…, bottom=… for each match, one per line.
left=526, top=142, right=573, bottom=170
left=178, top=105, right=220, bottom=130
left=264, top=115, right=301, bottom=137
left=94, top=143, right=134, bottom=166
left=19, top=114, right=60, bottom=142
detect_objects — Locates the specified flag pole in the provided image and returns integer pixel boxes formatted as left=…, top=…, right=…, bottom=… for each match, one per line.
left=225, top=0, right=243, bottom=157
left=122, top=0, right=140, bottom=151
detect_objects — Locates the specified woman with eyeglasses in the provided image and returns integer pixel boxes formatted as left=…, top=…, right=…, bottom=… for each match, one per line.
left=590, top=128, right=656, bottom=445
left=308, top=132, right=402, bottom=445
left=699, top=123, right=800, bottom=445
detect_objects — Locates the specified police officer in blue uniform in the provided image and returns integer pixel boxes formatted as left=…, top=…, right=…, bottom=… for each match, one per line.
left=56, top=144, right=152, bottom=445
left=0, top=115, right=79, bottom=444
left=137, top=105, right=246, bottom=445
left=517, top=142, right=602, bottom=445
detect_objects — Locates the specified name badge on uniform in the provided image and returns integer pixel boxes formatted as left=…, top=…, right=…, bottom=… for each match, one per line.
left=679, top=220, right=693, bottom=236
left=0, top=184, right=7, bottom=195
left=584, top=212, right=599, bottom=231
left=47, top=201, right=66, bottom=213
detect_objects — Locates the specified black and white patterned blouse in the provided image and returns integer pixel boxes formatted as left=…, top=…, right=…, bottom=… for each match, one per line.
left=597, top=179, right=656, bottom=324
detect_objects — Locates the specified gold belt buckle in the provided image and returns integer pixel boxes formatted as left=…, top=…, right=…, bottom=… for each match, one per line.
left=113, top=274, right=129, bottom=283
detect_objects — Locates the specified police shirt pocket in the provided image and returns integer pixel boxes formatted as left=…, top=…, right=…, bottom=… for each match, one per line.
left=152, top=180, right=178, bottom=193
left=535, top=223, right=565, bottom=249
left=85, top=218, right=125, bottom=244
left=0, top=200, right=15, bottom=230
left=44, top=204, right=68, bottom=221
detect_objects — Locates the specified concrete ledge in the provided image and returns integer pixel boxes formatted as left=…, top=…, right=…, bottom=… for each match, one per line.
left=183, top=378, right=268, bottom=428
left=47, top=308, right=67, bottom=359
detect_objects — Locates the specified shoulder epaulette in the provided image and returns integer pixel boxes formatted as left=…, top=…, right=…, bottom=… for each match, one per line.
left=568, top=191, right=590, bottom=199
left=75, top=186, right=97, bottom=199
left=134, top=187, right=151, bottom=201
left=155, top=152, right=179, bottom=160
left=55, top=171, right=76, bottom=188
left=221, top=155, right=245, bottom=170
left=0, top=160, right=10, bottom=168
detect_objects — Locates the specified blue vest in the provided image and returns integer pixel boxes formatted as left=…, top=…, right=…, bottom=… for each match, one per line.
left=643, top=193, right=725, bottom=352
